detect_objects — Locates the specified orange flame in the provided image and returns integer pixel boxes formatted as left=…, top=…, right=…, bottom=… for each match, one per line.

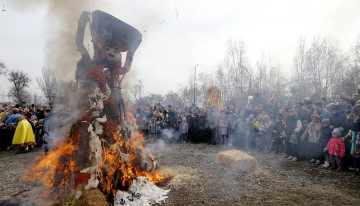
left=24, top=112, right=172, bottom=201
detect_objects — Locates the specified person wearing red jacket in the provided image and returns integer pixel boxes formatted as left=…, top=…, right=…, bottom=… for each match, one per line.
left=325, top=127, right=345, bottom=171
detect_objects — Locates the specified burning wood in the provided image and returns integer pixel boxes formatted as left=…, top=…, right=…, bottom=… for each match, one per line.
left=22, top=10, right=172, bottom=205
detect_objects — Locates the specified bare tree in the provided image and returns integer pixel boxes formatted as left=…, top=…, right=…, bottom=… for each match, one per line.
left=129, top=80, right=144, bottom=105
left=254, top=54, right=267, bottom=94
left=36, top=67, right=57, bottom=105
left=141, top=93, right=164, bottom=106
left=177, top=84, right=189, bottom=107
left=335, top=37, right=360, bottom=96
left=197, top=72, right=215, bottom=105
left=32, top=94, right=45, bottom=106
left=291, top=38, right=309, bottom=101
left=290, top=37, right=346, bottom=101
left=8, top=70, right=31, bottom=103
left=165, top=90, right=182, bottom=108
left=218, top=39, right=252, bottom=106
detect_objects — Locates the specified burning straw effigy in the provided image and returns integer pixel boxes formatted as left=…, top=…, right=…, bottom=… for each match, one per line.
left=22, top=10, right=172, bottom=205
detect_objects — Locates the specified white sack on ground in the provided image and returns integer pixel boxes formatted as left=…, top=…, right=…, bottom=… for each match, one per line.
left=114, top=176, right=170, bottom=206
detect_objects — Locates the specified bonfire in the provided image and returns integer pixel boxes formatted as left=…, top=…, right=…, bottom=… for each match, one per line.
left=23, top=10, right=172, bottom=205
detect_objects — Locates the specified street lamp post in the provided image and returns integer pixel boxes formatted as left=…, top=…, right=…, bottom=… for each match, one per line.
left=193, top=64, right=200, bottom=106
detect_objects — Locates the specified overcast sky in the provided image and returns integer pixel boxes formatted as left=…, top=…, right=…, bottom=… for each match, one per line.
left=0, top=0, right=360, bottom=101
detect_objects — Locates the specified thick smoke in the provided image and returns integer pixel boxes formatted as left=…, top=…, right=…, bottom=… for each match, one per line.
left=8, top=0, right=99, bottom=81
left=2, top=2, right=169, bottom=204
left=7, top=0, right=165, bottom=85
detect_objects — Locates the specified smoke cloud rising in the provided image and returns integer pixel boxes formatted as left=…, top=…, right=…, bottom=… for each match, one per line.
left=8, top=0, right=100, bottom=81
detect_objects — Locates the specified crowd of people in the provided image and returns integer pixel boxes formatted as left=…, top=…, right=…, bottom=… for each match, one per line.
left=0, top=103, right=51, bottom=153
left=1, top=92, right=360, bottom=175
left=135, top=93, right=360, bottom=174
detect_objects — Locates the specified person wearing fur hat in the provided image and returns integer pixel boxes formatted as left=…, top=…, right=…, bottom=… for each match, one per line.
left=324, top=127, right=346, bottom=171
left=301, top=114, right=322, bottom=164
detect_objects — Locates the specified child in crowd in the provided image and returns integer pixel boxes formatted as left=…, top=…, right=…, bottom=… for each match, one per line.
left=147, top=117, right=158, bottom=141
left=324, top=127, right=346, bottom=171
left=178, top=117, right=189, bottom=143
left=218, top=111, right=229, bottom=145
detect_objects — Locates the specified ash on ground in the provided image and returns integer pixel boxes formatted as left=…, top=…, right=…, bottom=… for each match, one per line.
left=1, top=144, right=360, bottom=205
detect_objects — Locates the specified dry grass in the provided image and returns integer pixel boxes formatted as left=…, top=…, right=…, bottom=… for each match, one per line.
left=1, top=143, right=360, bottom=205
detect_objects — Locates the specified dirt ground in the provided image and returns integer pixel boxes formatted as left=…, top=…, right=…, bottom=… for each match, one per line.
left=1, top=143, right=360, bottom=206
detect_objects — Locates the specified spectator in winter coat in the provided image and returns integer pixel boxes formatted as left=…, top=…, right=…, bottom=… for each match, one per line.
left=270, top=115, right=285, bottom=154
left=167, top=105, right=178, bottom=130
left=344, top=111, right=356, bottom=134
left=178, top=117, right=189, bottom=143
left=319, top=119, right=332, bottom=151
left=0, top=104, right=11, bottom=126
left=319, top=119, right=332, bottom=166
left=6, top=113, right=35, bottom=153
left=301, top=114, right=322, bottom=164
left=325, top=127, right=346, bottom=171
left=218, top=111, right=229, bottom=145
left=331, top=98, right=349, bottom=128
left=350, top=104, right=360, bottom=175
left=284, top=109, right=303, bottom=161
left=147, top=117, right=158, bottom=141
left=256, top=109, right=272, bottom=152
